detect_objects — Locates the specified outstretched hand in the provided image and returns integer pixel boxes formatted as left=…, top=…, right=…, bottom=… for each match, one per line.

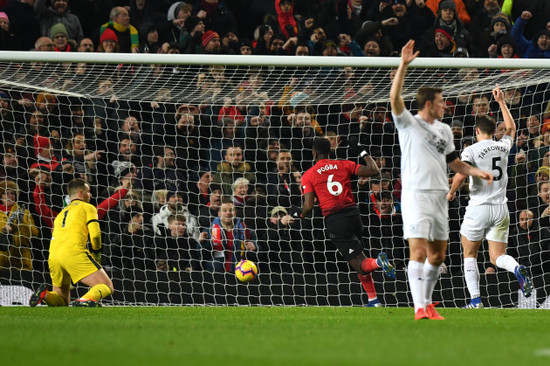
left=400, top=40, right=419, bottom=66
left=492, top=84, right=504, bottom=104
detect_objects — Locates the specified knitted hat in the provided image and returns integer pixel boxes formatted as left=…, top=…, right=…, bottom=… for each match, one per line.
left=491, top=14, right=510, bottom=30
left=450, top=119, right=463, bottom=128
left=439, top=0, right=456, bottom=11
left=100, top=28, right=118, bottom=43
left=184, top=15, right=202, bottom=33
left=34, top=135, right=51, bottom=156
left=201, top=30, right=219, bottom=48
left=50, top=23, right=68, bottom=39
left=322, top=40, right=337, bottom=51
left=0, top=91, right=9, bottom=100
left=0, top=12, right=9, bottom=23
left=112, top=160, right=134, bottom=179
left=496, top=35, right=516, bottom=55
left=435, top=25, right=454, bottom=42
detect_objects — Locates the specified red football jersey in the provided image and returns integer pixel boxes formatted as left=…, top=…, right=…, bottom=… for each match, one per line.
left=301, top=159, right=359, bottom=217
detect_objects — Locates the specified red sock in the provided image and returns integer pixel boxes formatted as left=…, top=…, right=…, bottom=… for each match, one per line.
left=360, top=257, right=380, bottom=273
left=358, top=273, right=377, bottom=300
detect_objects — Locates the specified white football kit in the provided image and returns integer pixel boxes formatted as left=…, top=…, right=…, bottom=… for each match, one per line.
left=392, top=109, right=455, bottom=241
left=459, top=135, right=514, bottom=242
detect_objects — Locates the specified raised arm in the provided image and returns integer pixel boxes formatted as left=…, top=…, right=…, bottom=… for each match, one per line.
left=356, top=151, right=380, bottom=177
left=390, top=40, right=419, bottom=116
left=493, top=84, right=516, bottom=140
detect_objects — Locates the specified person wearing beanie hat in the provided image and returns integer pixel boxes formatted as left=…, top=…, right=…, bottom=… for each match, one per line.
left=239, top=38, right=253, bottom=55
left=0, top=12, right=9, bottom=32
left=35, top=0, right=84, bottom=42
left=427, top=0, right=470, bottom=26
left=49, top=23, right=72, bottom=52
left=184, top=15, right=203, bottom=34
left=511, top=10, right=550, bottom=58
left=99, top=6, right=139, bottom=53
left=428, top=24, right=457, bottom=56
left=97, top=28, right=119, bottom=53
left=201, top=30, right=220, bottom=53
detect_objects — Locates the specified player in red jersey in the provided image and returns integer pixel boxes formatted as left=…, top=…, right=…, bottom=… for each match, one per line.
left=301, top=137, right=396, bottom=307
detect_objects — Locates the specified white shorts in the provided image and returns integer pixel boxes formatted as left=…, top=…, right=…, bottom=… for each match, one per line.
left=460, top=203, right=509, bottom=243
left=401, top=190, right=449, bottom=241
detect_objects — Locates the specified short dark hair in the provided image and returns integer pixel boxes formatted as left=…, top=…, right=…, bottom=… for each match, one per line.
left=416, top=87, right=443, bottom=110
left=476, top=115, right=497, bottom=135
left=67, top=178, right=88, bottom=197
left=312, top=137, right=331, bottom=157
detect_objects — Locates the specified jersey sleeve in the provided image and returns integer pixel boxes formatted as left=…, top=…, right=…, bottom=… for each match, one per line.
left=301, top=171, right=314, bottom=194
left=85, top=203, right=101, bottom=251
left=500, top=134, right=514, bottom=151
left=391, top=108, right=415, bottom=130
left=444, top=125, right=455, bottom=156
left=461, top=145, right=474, bottom=165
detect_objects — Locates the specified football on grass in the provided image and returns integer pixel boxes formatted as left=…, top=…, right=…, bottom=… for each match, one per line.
left=235, top=260, right=258, bottom=282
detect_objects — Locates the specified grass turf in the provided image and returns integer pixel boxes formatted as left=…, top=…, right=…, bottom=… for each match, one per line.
left=2, top=307, right=549, bottom=366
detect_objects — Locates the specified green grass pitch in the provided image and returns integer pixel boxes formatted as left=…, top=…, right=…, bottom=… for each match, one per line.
left=2, top=307, right=550, bottom=366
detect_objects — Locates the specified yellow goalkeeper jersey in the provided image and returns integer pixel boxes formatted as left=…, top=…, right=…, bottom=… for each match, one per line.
left=50, top=199, right=101, bottom=252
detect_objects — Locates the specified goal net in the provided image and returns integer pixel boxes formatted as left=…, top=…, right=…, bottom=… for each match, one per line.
left=0, top=51, right=549, bottom=308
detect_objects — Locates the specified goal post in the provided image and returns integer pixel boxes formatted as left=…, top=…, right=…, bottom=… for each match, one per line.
left=0, top=51, right=549, bottom=308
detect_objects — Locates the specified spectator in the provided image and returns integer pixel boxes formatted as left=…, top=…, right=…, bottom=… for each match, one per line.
left=275, top=0, right=298, bottom=39
left=0, top=179, right=39, bottom=270
left=426, top=0, right=471, bottom=26
left=265, top=205, right=304, bottom=273
left=2, top=0, right=41, bottom=50
left=34, top=0, right=84, bottom=42
left=211, top=145, right=256, bottom=196
left=76, top=37, right=94, bottom=52
left=50, top=22, right=72, bottom=52
left=482, top=13, right=511, bottom=58
left=470, top=0, right=502, bottom=55
left=107, top=209, right=154, bottom=271
left=151, top=191, right=201, bottom=243
left=419, top=0, right=471, bottom=54
left=154, top=214, right=201, bottom=272
left=139, top=25, right=161, bottom=54
left=0, top=11, right=20, bottom=50
left=34, top=36, right=55, bottom=51
left=421, top=24, right=458, bottom=57
left=203, top=200, right=259, bottom=272
left=179, top=15, right=204, bottom=54
left=141, top=147, right=187, bottom=194
left=266, top=149, right=302, bottom=208
left=511, top=11, right=550, bottom=58
left=198, top=182, right=222, bottom=230
left=201, top=30, right=221, bottom=54
left=99, top=6, right=139, bottom=53
left=157, top=1, right=192, bottom=45
left=96, top=28, right=119, bottom=53
left=231, top=177, right=249, bottom=209
left=509, top=209, right=550, bottom=276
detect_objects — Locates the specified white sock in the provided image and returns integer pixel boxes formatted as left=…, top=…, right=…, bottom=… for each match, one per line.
left=407, top=260, right=425, bottom=312
left=423, top=260, right=441, bottom=306
left=464, top=257, right=480, bottom=299
left=496, top=254, right=519, bottom=274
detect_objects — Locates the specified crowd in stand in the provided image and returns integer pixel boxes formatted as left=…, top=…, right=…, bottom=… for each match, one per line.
left=1, top=0, right=550, bottom=280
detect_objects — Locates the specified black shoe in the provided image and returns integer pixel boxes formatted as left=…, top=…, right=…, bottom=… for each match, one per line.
left=29, top=284, right=48, bottom=307
left=71, top=299, right=101, bottom=307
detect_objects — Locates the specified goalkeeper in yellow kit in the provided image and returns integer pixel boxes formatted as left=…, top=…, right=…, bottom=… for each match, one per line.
left=29, top=178, right=114, bottom=307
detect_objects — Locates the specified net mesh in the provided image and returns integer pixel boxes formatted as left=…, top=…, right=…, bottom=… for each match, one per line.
left=0, top=56, right=549, bottom=307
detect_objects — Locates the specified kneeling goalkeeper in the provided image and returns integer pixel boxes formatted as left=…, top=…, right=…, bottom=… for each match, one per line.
left=30, top=178, right=114, bottom=307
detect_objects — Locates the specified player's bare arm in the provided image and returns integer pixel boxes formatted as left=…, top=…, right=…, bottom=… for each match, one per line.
left=493, top=84, right=516, bottom=139
left=390, top=39, right=419, bottom=116
left=448, top=158, right=493, bottom=185
left=447, top=172, right=467, bottom=201
left=357, top=154, right=380, bottom=177
left=301, top=191, right=315, bottom=217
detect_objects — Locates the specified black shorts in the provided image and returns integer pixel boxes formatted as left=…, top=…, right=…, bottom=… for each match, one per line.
left=325, top=206, right=364, bottom=261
